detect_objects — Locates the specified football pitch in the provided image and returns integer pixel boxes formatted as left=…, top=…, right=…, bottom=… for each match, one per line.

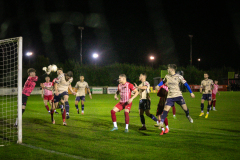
left=1, top=92, right=240, bottom=160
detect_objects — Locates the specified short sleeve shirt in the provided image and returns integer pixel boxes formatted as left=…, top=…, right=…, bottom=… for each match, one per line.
left=43, top=82, right=53, bottom=96
left=118, top=82, right=136, bottom=103
left=139, top=81, right=150, bottom=100
left=55, top=73, right=73, bottom=94
left=201, top=79, right=213, bottom=94
left=75, top=81, right=89, bottom=96
left=163, top=74, right=186, bottom=98
left=212, top=84, right=219, bottom=94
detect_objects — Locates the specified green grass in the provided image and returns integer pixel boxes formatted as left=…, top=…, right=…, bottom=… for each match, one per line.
left=1, top=92, right=240, bottom=160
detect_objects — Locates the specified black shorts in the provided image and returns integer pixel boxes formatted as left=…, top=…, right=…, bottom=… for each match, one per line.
left=22, top=94, right=28, bottom=106
left=139, top=99, right=151, bottom=110
left=156, top=97, right=166, bottom=116
left=54, top=91, right=68, bottom=103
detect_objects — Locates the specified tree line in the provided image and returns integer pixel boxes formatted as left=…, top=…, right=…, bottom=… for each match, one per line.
left=24, top=55, right=235, bottom=87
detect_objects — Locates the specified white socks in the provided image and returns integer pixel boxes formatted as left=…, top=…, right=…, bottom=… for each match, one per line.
left=113, top=122, right=117, bottom=128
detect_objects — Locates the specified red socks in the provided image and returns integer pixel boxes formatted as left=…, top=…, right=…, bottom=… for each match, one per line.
left=51, top=110, right=54, bottom=122
left=111, top=110, right=116, bottom=122
left=62, top=109, right=66, bottom=122
left=172, top=106, right=176, bottom=115
left=212, top=100, right=216, bottom=107
left=164, top=117, right=168, bottom=126
left=124, top=112, right=129, bottom=124
left=45, top=105, right=50, bottom=111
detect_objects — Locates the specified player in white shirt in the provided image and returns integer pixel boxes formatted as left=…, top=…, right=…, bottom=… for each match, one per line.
left=54, top=68, right=76, bottom=125
left=199, top=73, right=214, bottom=118
left=134, top=73, right=158, bottom=130
left=156, top=64, right=195, bottom=128
left=75, top=76, right=92, bottom=114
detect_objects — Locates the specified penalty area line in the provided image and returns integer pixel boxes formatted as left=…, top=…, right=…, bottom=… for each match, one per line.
left=20, top=143, right=94, bottom=160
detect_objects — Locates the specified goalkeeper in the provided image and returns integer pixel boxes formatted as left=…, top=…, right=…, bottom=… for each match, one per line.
left=15, top=67, right=51, bottom=127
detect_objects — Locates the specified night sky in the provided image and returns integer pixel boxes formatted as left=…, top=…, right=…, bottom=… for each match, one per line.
left=1, top=0, right=240, bottom=70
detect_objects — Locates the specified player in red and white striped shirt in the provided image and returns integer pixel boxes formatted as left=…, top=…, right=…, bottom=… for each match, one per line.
left=110, top=74, right=139, bottom=132
left=41, top=76, right=59, bottom=114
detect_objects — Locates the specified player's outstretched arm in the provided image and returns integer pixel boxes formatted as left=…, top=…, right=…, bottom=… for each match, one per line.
left=68, top=84, right=76, bottom=95
left=134, top=83, right=138, bottom=88
left=184, top=82, right=195, bottom=98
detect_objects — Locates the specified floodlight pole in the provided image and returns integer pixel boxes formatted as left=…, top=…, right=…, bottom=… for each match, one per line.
left=189, top=35, right=193, bottom=66
left=78, top=27, right=84, bottom=65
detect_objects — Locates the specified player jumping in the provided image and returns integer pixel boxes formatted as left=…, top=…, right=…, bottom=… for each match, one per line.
left=199, top=73, right=214, bottom=118
left=74, top=76, right=92, bottom=115
left=53, top=68, right=76, bottom=125
left=134, top=73, right=158, bottom=130
left=211, top=80, right=220, bottom=111
left=110, top=74, right=139, bottom=132
left=14, top=68, right=50, bottom=127
left=156, top=64, right=195, bottom=129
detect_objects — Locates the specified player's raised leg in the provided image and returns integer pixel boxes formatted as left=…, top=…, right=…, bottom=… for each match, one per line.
left=144, top=109, right=158, bottom=127
left=159, top=105, right=171, bottom=128
left=181, top=104, right=193, bottom=123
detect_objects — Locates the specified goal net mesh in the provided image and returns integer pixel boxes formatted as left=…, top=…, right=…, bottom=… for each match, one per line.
left=0, top=37, right=20, bottom=146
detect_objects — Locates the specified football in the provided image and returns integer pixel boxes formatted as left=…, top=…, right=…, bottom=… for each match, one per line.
left=51, top=64, right=58, bottom=72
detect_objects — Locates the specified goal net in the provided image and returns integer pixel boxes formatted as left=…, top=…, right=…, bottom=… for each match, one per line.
left=0, top=37, right=22, bottom=146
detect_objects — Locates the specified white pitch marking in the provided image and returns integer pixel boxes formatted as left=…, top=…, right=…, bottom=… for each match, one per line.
left=20, top=143, right=94, bottom=160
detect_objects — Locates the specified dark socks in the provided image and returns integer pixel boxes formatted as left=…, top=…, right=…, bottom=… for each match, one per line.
left=161, top=111, right=168, bottom=122
left=140, top=115, right=145, bottom=125
left=184, top=108, right=189, bottom=117
left=75, top=104, right=78, bottom=109
left=148, top=114, right=158, bottom=122
left=201, top=103, right=204, bottom=111
left=207, top=105, right=211, bottom=112
left=65, top=101, right=69, bottom=113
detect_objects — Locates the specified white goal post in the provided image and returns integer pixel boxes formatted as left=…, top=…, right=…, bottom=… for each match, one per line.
left=0, top=37, right=22, bottom=146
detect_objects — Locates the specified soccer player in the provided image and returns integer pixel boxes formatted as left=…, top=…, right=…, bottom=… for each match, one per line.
left=156, top=64, right=195, bottom=129
left=74, top=76, right=92, bottom=115
left=41, top=76, right=58, bottom=114
left=134, top=73, right=158, bottom=130
left=211, top=80, right=220, bottom=111
left=54, top=68, right=76, bottom=125
left=14, top=68, right=50, bottom=127
left=110, top=74, right=139, bottom=132
left=199, top=73, right=214, bottom=118
left=155, top=82, right=170, bottom=135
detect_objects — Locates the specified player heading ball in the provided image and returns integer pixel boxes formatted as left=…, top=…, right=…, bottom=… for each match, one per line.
left=156, top=64, right=195, bottom=129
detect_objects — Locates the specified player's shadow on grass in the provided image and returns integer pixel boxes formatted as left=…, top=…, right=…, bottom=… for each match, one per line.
left=211, top=128, right=240, bottom=134
left=74, top=118, right=153, bottom=136
left=25, top=117, right=55, bottom=128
